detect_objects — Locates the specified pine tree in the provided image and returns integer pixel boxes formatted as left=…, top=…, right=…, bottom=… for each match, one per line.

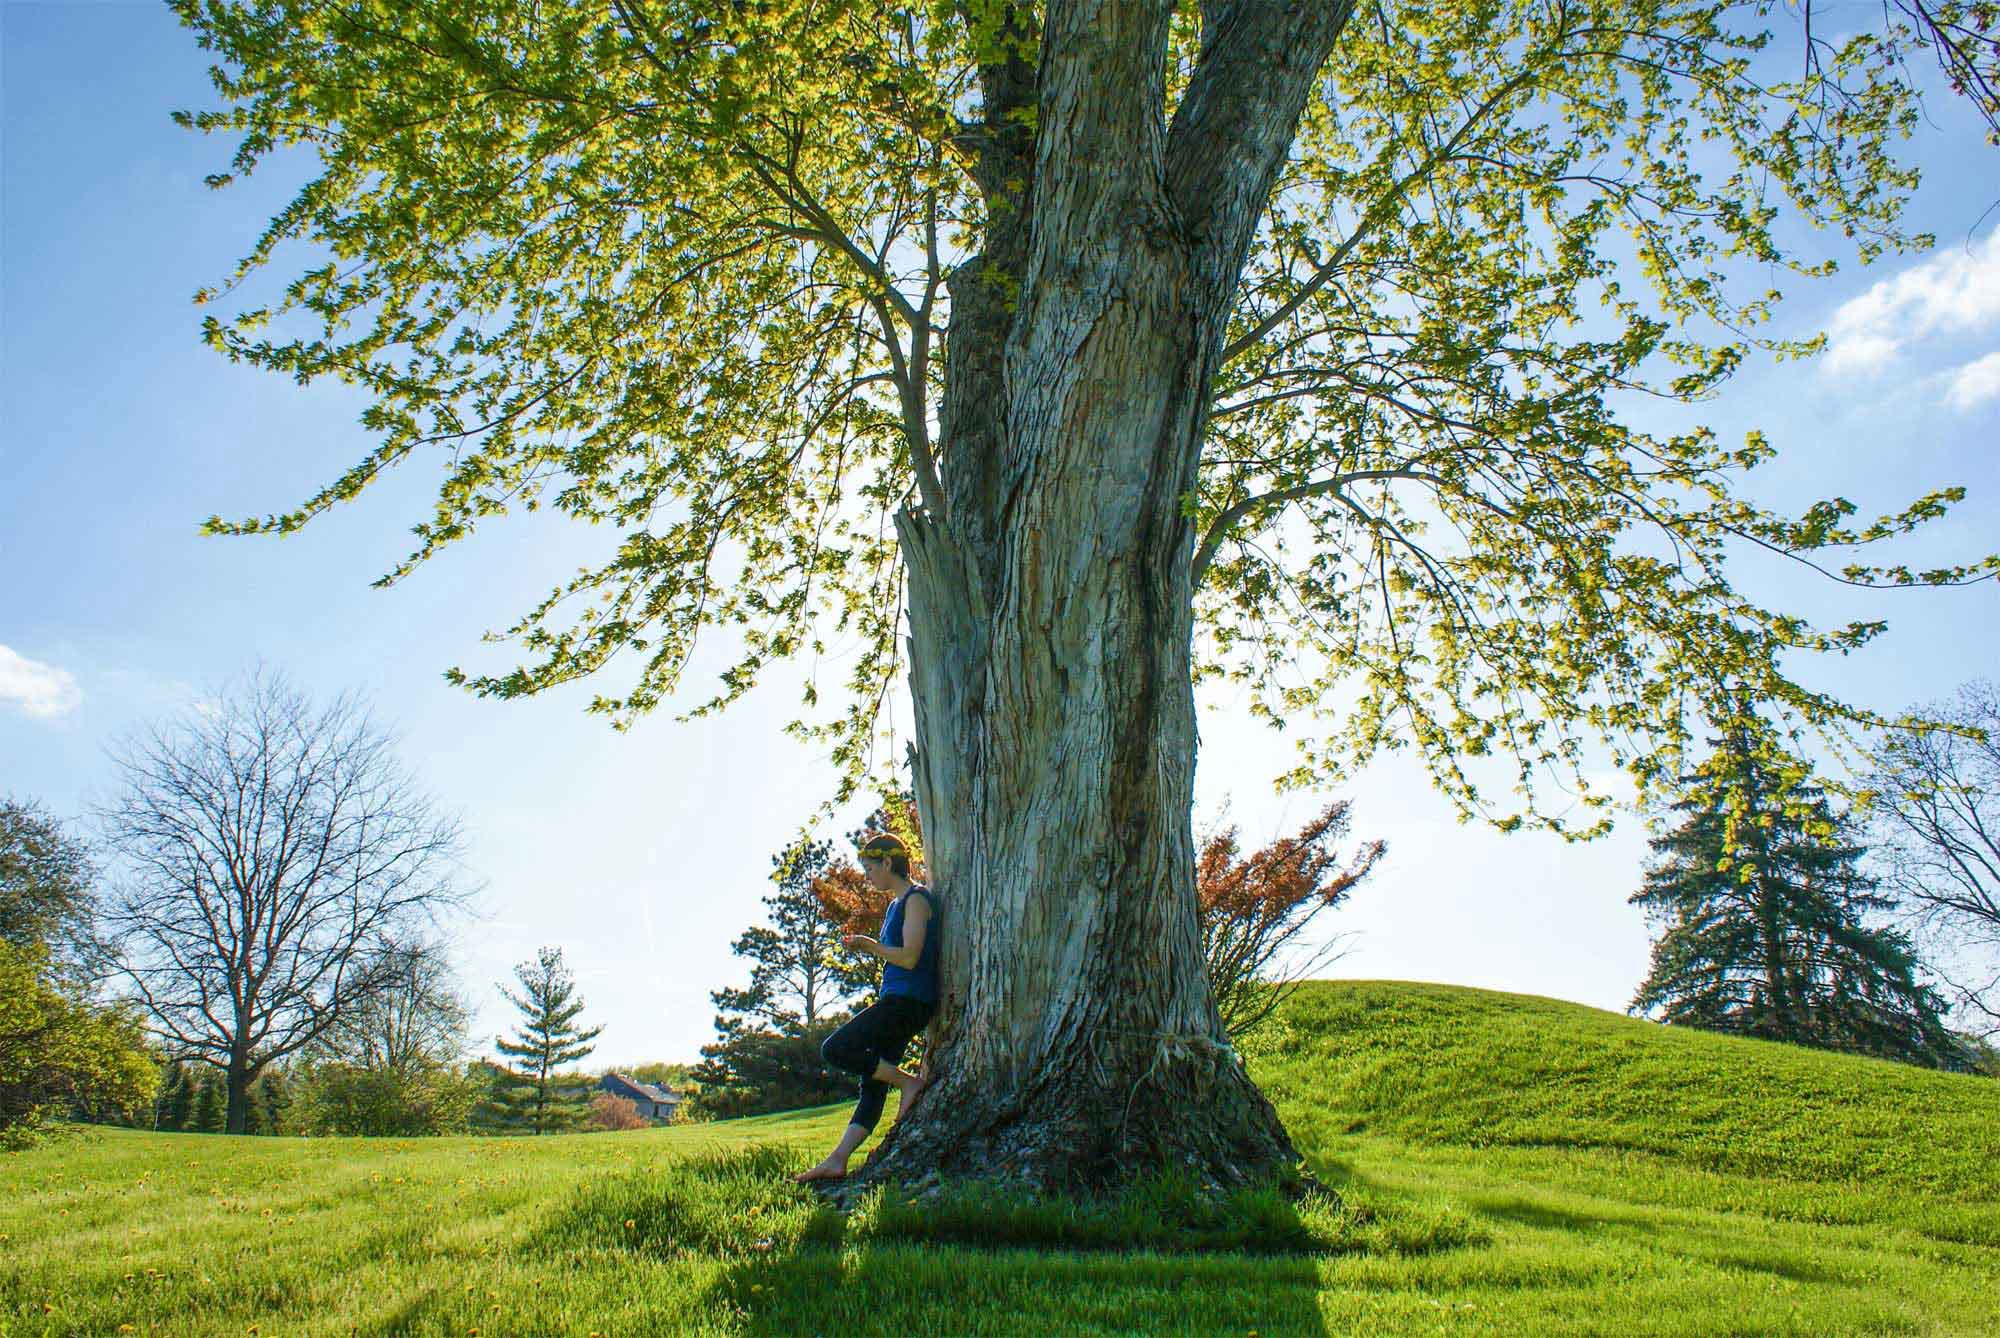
left=191, top=1070, right=226, bottom=1132
left=1631, top=722, right=1970, bottom=1071
left=244, top=1069, right=291, bottom=1135
left=156, top=1059, right=194, bottom=1131
left=714, top=837, right=878, bottom=1034
left=690, top=828, right=889, bottom=1117
left=490, top=947, right=603, bottom=1135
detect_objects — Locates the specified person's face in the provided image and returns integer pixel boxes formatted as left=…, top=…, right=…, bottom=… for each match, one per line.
left=860, top=855, right=892, bottom=890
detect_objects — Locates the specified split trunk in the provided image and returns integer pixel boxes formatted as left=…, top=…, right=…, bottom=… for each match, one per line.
left=850, top=1, right=1359, bottom=1196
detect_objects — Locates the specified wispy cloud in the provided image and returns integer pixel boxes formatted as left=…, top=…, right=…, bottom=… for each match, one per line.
left=1945, top=350, right=2000, bottom=412
left=1824, top=230, right=2000, bottom=376
left=0, top=645, right=83, bottom=719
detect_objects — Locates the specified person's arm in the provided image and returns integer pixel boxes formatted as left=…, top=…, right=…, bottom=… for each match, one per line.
left=842, top=891, right=931, bottom=968
left=888, top=893, right=930, bottom=969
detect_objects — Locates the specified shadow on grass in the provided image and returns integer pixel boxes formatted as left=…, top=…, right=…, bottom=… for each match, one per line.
left=523, top=1144, right=1486, bottom=1335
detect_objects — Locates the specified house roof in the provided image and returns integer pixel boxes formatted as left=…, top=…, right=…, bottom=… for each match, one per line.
left=603, top=1072, right=681, bottom=1105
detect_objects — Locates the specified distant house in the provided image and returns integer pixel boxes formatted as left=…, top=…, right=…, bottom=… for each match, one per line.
left=598, top=1073, right=681, bottom=1123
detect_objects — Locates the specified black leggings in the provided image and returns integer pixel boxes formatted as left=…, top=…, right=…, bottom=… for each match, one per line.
left=821, top=994, right=935, bottom=1133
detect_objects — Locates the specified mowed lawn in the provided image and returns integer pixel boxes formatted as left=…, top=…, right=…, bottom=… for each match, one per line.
left=4, top=981, right=1997, bottom=1336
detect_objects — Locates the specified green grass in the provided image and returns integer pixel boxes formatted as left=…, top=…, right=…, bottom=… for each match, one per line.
left=4, top=980, right=1996, bottom=1335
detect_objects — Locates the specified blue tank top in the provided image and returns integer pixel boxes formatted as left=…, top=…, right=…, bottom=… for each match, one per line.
left=880, top=885, right=940, bottom=1003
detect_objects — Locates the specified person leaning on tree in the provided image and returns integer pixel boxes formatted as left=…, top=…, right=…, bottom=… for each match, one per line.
left=793, top=833, right=940, bottom=1184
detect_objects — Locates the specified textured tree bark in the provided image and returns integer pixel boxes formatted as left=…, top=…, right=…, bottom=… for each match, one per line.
left=849, top=0, right=1356, bottom=1196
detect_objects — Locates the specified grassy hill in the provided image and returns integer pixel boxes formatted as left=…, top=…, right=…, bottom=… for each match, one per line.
left=4, top=981, right=1995, bottom=1335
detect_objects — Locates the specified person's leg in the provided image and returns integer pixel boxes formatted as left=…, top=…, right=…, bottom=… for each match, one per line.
left=796, top=1003, right=897, bottom=1182
left=875, top=1000, right=937, bottom=1123
left=796, top=1000, right=931, bottom=1182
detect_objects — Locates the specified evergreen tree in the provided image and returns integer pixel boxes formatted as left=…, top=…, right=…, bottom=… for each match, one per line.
left=715, top=837, right=877, bottom=1034
left=690, top=832, right=883, bottom=1117
left=469, top=1060, right=533, bottom=1135
left=243, top=1069, right=292, bottom=1135
left=689, top=1015, right=860, bottom=1120
left=1631, top=722, right=1970, bottom=1071
left=191, top=1070, right=226, bottom=1132
left=490, top=947, right=602, bottom=1135
left=156, top=1059, right=194, bottom=1132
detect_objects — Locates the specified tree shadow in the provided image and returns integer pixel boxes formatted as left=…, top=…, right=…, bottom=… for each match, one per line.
left=695, top=1232, right=1333, bottom=1336
left=1469, top=1193, right=1850, bottom=1286
left=523, top=1145, right=1364, bottom=1335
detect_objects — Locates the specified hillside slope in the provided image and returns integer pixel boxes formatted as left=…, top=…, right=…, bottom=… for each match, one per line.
left=1254, top=980, right=1998, bottom=1197
left=2, top=980, right=1994, bottom=1336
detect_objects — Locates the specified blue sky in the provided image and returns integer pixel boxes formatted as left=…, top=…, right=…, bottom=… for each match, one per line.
left=4, top=2, right=1997, bottom=1067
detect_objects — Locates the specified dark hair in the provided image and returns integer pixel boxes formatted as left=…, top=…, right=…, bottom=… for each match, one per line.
left=858, top=832, right=911, bottom=879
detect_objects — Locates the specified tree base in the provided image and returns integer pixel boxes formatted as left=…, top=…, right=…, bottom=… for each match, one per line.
left=822, top=1042, right=1314, bottom=1208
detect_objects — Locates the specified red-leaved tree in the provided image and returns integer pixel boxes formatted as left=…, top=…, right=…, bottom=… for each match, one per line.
left=816, top=796, right=1381, bottom=1039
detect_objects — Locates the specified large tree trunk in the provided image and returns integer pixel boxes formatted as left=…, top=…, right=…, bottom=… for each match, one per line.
left=226, top=1055, right=252, bottom=1135
left=846, top=0, right=1357, bottom=1198
left=885, top=491, right=1304, bottom=1193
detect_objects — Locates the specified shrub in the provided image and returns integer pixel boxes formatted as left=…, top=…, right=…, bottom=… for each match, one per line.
left=588, top=1092, right=647, bottom=1131
left=0, top=940, right=155, bottom=1147
left=291, top=1060, right=480, bottom=1136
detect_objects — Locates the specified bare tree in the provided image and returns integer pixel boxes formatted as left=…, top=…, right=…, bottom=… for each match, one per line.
left=1871, top=681, right=2000, bottom=1039
left=97, top=668, right=471, bottom=1132
left=312, top=938, right=471, bottom=1078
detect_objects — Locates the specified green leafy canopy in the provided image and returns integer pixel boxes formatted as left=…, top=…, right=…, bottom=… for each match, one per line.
left=175, top=0, right=1997, bottom=833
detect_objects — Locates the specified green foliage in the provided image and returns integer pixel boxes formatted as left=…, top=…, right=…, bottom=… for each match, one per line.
left=473, top=1060, right=594, bottom=1136
left=621, top=1061, right=695, bottom=1091
left=1630, top=718, right=1969, bottom=1070
left=190, top=1071, right=225, bottom=1133
left=0, top=941, right=156, bottom=1149
left=488, top=946, right=603, bottom=1135
left=687, top=1015, right=859, bottom=1120
left=0, top=796, right=108, bottom=992
left=242, top=1068, right=292, bottom=1136
left=173, top=0, right=1996, bottom=830
left=291, top=1060, right=479, bottom=1137
left=154, top=1059, right=195, bottom=1132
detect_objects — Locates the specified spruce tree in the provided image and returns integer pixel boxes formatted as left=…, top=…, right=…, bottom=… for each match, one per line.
left=156, top=1059, right=194, bottom=1131
left=244, top=1069, right=291, bottom=1135
left=1631, top=722, right=1969, bottom=1071
left=490, top=947, right=602, bottom=1135
left=191, top=1070, right=226, bottom=1132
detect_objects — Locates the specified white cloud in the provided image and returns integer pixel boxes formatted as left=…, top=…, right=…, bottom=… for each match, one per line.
left=1945, top=350, right=2000, bottom=412
left=1823, top=331, right=1900, bottom=375
left=0, top=645, right=82, bottom=719
left=1824, top=229, right=2000, bottom=375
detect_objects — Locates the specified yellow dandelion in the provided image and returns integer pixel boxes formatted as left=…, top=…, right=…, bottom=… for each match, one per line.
left=623, top=1219, right=636, bottom=1230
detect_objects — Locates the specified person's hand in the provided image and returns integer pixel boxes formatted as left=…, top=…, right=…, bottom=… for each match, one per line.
left=842, top=934, right=878, bottom=955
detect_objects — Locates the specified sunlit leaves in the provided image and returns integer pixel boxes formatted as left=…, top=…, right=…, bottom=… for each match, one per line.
left=176, top=0, right=1992, bottom=828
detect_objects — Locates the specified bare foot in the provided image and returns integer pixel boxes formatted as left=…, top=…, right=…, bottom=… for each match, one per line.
left=893, top=1070, right=935, bottom=1125
left=792, top=1161, right=847, bottom=1184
